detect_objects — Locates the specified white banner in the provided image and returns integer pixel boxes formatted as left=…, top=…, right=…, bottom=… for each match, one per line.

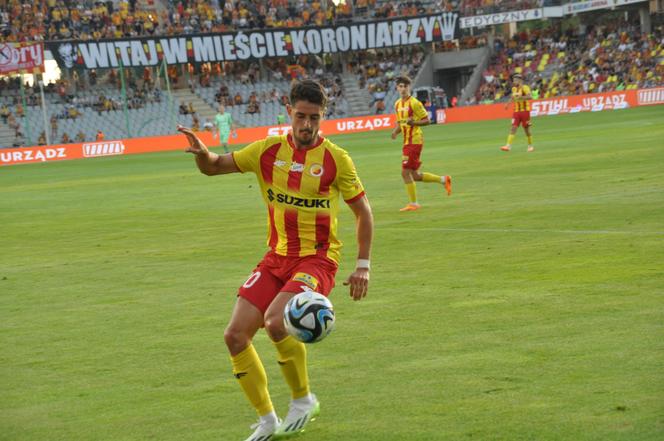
left=563, top=0, right=612, bottom=14
left=459, top=9, right=543, bottom=29
left=637, top=87, right=664, bottom=106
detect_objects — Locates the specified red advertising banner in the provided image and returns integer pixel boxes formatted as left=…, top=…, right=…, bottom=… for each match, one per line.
left=230, top=114, right=397, bottom=144
left=1, top=132, right=216, bottom=166
left=0, top=42, right=45, bottom=75
left=435, top=89, right=638, bottom=124
left=0, top=89, right=656, bottom=167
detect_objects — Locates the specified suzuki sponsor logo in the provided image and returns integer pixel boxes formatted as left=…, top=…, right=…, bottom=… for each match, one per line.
left=82, top=141, right=125, bottom=157
left=0, top=147, right=67, bottom=164
left=336, top=116, right=391, bottom=132
left=266, top=188, right=330, bottom=208
left=638, top=88, right=664, bottom=106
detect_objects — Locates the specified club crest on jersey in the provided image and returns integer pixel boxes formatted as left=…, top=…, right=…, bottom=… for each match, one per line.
left=290, top=162, right=304, bottom=172
left=309, top=163, right=324, bottom=177
left=293, top=272, right=318, bottom=290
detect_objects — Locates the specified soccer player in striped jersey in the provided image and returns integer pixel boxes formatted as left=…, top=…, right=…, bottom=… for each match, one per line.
left=501, top=73, right=535, bottom=152
left=179, top=79, right=373, bottom=441
left=391, top=75, right=451, bottom=212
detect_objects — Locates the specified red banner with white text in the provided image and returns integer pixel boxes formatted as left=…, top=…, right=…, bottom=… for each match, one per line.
left=1, top=89, right=657, bottom=167
left=0, top=42, right=45, bottom=75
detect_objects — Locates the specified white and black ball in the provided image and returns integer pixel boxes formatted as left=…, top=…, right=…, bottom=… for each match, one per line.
left=283, top=291, right=335, bottom=343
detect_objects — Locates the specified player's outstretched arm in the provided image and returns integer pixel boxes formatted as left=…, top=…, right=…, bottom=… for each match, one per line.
left=343, top=195, right=373, bottom=301
left=178, top=125, right=239, bottom=175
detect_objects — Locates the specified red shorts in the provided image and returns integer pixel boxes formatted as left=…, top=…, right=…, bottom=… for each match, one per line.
left=511, top=111, right=531, bottom=128
left=238, top=251, right=338, bottom=313
left=402, top=144, right=423, bottom=170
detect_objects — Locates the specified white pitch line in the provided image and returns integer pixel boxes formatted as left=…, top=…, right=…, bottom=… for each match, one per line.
left=378, top=226, right=664, bottom=236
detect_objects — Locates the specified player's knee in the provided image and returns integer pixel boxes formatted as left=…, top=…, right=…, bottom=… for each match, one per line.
left=224, top=326, right=250, bottom=353
left=263, top=315, right=288, bottom=341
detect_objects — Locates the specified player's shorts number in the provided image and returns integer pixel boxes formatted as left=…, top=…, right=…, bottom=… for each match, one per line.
left=242, top=271, right=262, bottom=288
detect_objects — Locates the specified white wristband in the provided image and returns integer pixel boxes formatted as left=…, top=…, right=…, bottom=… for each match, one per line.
left=356, top=259, right=371, bottom=270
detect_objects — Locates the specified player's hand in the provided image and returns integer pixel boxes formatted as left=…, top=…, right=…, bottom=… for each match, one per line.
left=390, top=130, right=398, bottom=140
left=343, top=268, right=369, bottom=301
left=178, top=125, right=209, bottom=156
left=406, top=118, right=415, bottom=126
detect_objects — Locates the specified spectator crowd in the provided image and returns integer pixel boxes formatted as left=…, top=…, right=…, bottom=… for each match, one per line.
left=474, top=23, right=664, bottom=105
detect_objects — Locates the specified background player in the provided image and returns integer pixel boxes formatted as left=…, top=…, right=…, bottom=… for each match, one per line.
left=180, top=79, right=373, bottom=441
left=214, top=104, right=235, bottom=153
left=501, top=73, right=535, bottom=152
left=391, top=75, right=451, bottom=212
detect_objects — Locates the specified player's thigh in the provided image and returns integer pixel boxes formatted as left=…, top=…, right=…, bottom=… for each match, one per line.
left=225, top=296, right=264, bottom=339
left=523, top=114, right=532, bottom=130
left=264, top=291, right=298, bottom=334
left=238, top=267, right=284, bottom=315
left=402, top=144, right=423, bottom=170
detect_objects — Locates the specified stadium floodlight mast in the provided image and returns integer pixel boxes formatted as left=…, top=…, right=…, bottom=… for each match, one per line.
left=37, top=79, right=50, bottom=146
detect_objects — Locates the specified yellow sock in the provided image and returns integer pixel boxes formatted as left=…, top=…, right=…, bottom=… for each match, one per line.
left=231, top=344, right=274, bottom=416
left=274, top=336, right=309, bottom=399
left=405, top=182, right=417, bottom=203
left=506, top=134, right=514, bottom=146
left=527, top=135, right=533, bottom=145
left=421, top=172, right=441, bottom=183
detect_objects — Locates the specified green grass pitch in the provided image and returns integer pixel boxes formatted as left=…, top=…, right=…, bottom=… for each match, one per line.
left=1, top=106, right=663, bottom=441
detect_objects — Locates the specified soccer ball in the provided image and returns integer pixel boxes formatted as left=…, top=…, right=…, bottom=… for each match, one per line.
left=283, top=291, right=335, bottom=343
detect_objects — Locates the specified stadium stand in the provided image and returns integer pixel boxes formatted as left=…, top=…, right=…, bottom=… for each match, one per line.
left=1, top=0, right=663, bottom=148
left=474, top=23, right=664, bottom=105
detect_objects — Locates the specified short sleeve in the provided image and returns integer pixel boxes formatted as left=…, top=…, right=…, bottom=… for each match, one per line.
left=335, top=150, right=365, bottom=203
left=232, top=139, right=265, bottom=174
left=413, top=99, right=428, bottom=121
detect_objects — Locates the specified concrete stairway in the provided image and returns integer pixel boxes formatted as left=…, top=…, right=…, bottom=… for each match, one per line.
left=0, top=123, right=16, bottom=148
left=171, top=88, right=217, bottom=123
left=340, top=74, right=373, bottom=117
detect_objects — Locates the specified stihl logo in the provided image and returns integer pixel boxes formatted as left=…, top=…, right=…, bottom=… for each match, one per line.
left=531, top=99, right=568, bottom=116
left=638, top=88, right=664, bottom=105
left=267, top=126, right=291, bottom=136
left=82, top=141, right=125, bottom=157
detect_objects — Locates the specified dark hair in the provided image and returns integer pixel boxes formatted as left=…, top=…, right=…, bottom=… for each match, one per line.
left=290, top=79, right=328, bottom=108
left=395, top=75, right=412, bottom=86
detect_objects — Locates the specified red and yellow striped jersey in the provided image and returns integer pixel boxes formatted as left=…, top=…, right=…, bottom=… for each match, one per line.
left=232, top=134, right=365, bottom=263
left=512, top=85, right=532, bottom=112
left=394, top=96, right=428, bottom=146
